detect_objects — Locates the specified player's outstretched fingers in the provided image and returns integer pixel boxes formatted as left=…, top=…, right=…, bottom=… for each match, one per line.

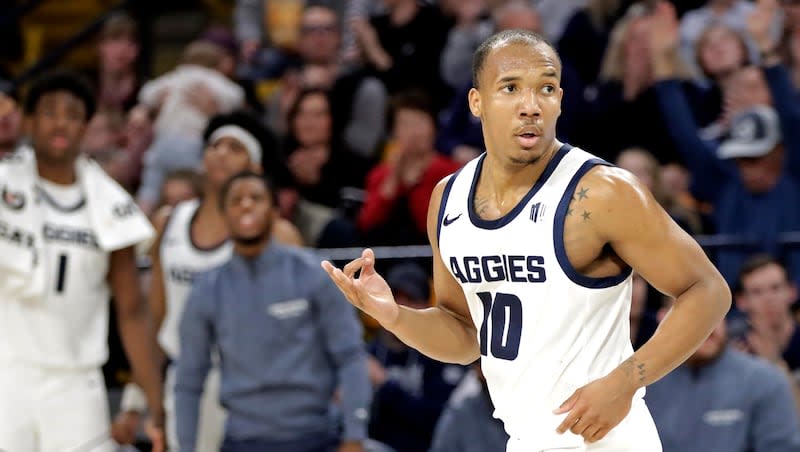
left=343, top=257, right=365, bottom=278
left=321, top=261, right=360, bottom=306
left=361, top=248, right=377, bottom=275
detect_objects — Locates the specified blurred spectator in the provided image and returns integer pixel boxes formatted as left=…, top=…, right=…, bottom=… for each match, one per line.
left=81, top=109, right=136, bottom=190
left=367, top=262, right=466, bottom=452
left=279, top=88, right=369, bottom=247
left=679, top=0, right=758, bottom=76
left=234, top=0, right=354, bottom=73
left=200, top=26, right=241, bottom=80
left=778, top=0, right=800, bottom=87
left=112, top=111, right=302, bottom=452
left=439, top=0, right=491, bottom=91
left=358, top=91, right=460, bottom=246
left=575, top=2, right=691, bottom=163
left=733, top=255, right=800, bottom=374
left=157, top=169, right=202, bottom=209
left=690, top=23, right=751, bottom=134
left=175, top=171, right=371, bottom=452
left=352, top=0, right=453, bottom=110
left=651, top=0, right=800, bottom=286
left=263, top=4, right=388, bottom=159
left=0, top=92, right=22, bottom=158
left=615, top=147, right=704, bottom=234
left=428, top=362, right=508, bottom=452
left=645, top=317, right=800, bottom=452
left=95, top=13, right=142, bottom=112
left=234, top=0, right=304, bottom=61
left=558, top=0, right=624, bottom=86
left=532, top=0, right=588, bottom=44
left=135, top=40, right=245, bottom=214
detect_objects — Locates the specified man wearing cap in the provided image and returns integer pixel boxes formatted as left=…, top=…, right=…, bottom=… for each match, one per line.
left=650, top=6, right=800, bottom=287
left=366, top=262, right=467, bottom=452
left=112, top=111, right=302, bottom=450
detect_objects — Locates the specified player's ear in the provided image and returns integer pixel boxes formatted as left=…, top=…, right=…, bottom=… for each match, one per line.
left=468, top=88, right=481, bottom=118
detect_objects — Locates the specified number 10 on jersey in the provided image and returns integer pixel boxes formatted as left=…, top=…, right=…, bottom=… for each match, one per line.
left=477, top=292, right=522, bottom=360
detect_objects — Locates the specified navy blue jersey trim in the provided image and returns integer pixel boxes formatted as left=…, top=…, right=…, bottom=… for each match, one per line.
left=436, top=167, right=463, bottom=245
left=188, top=203, right=228, bottom=252
left=553, top=159, right=632, bottom=288
left=35, top=185, right=85, bottom=213
left=467, top=144, right=572, bottom=230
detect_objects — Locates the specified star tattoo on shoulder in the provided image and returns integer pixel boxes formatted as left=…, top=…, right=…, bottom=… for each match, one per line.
left=576, top=187, right=589, bottom=200
left=582, top=210, right=591, bottom=221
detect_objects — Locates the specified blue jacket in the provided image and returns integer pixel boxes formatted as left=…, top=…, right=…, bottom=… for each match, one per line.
left=175, top=243, right=371, bottom=450
left=645, top=348, right=800, bottom=452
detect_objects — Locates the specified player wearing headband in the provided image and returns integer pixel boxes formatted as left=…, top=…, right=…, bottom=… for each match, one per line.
left=113, top=111, right=302, bottom=450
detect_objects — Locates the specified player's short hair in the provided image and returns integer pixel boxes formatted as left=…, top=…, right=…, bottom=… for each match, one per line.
left=736, top=254, right=789, bottom=293
left=472, top=29, right=560, bottom=88
left=218, top=170, right=277, bottom=210
left=24, top=69, right=96, bottom=120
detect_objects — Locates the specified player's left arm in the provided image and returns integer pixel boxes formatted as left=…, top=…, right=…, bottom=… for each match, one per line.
left=109, top=246, right=165, bottom=433
left=598, top=167, right=730, bottom=389
left=556, top=166, right=731, bottom=441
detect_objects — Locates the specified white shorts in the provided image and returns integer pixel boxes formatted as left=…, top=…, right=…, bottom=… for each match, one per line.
left=506, top=399, right=662, bottom=452
left=164, top=363, right=227, bottom=452
left=0, top=362, right=113, bottom=452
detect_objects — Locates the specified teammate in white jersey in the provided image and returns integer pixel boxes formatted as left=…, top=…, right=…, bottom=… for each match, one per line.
left=112, top=111, right=302, bottom=450
left=0, top=71, right=165, bottom=451
left=323, top=30, right=732, bottom=451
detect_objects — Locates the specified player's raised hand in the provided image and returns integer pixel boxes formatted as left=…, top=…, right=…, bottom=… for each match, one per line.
left=322, top=248, right=400, bottom=328
left=553, top=372, right=637, bottom=443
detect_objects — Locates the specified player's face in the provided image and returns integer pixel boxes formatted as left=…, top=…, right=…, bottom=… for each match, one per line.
left=204, top=136, right=256, bottom=188
left=468, top=42, right=562, bottom=166
left=223, top=177, right=274, bottom=245
left=28, top=91, right=88, bottom=164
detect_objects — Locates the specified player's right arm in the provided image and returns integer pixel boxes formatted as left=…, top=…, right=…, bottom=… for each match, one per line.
left=322, top=176, right=480, bottom=365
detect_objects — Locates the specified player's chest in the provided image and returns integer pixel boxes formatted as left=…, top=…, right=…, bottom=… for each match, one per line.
left=42, top=208, right=108, bottom=292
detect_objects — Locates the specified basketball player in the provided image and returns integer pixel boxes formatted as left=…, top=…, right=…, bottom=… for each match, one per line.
left=322, top=30, right=732, bottom=451
left=113, top=111, right=303, bottom=450
left=0, top=71, right=165, bottom=452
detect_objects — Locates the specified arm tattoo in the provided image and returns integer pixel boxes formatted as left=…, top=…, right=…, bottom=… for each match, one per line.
left=620, top=356, right=646, bottom=384
left=576, top=187, right=589, bottom=200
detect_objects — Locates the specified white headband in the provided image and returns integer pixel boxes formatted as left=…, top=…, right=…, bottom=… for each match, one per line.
left=209, top=125, right=262, bottom=165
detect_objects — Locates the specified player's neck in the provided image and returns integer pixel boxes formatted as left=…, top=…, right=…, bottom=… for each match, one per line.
left=36, top=157, right=77, bottom=185
left=485, top=140, right=560, bottom=193
left=196, top=191, right=229, bottom=234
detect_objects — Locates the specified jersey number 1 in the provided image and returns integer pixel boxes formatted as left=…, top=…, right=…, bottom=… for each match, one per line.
left=477, top=292, right=522, bottom=360
left=55, top=253, right=68, bottom=294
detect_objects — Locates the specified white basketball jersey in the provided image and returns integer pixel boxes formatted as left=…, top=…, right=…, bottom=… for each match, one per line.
left=437, top=145, right=645, bottom=446
left=0, top=179, right=111, bottom=369
left=158, top=199, right=232, bottom=359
